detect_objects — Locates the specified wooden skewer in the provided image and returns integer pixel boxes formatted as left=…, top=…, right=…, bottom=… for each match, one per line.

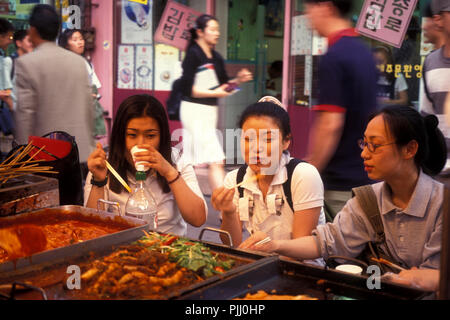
left=254, top=236, right=271, bottom=246
left=105, top=160, right=132, bottom=193
left=370, top=257, right=406, bottom=271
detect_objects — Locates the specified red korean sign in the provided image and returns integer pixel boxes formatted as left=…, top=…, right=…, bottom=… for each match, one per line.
left=154, top=0, right=202, bottom=51
left=356, top=0, right=419, bottom=48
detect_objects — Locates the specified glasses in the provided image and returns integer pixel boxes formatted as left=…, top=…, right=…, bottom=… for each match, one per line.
left=357, top=139, right=396, bottom=153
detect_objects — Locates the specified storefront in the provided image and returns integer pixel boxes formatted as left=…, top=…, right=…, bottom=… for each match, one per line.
left=0, top=0, right=440, bottom=158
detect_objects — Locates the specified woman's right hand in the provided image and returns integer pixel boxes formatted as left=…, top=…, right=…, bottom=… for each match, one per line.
left=211, top=186, right=236, bottom=214
left=87, top=142, right=107, bottom=181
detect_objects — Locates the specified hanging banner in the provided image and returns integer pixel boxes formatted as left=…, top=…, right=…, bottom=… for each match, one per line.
left=154, top=0, right=202, bottom=51
left=356, top=0, right=419, bottom=48
left=118, top=45, right=135, bottom=89
left=121, top=0, right=152, bottom=44
left=135, top=45, right=153, bottom=90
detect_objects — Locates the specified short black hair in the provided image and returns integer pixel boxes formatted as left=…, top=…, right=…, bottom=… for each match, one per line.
left=423, top=1, right=433, bottom=18
left=13, top=29, right=28, bottom=45
left=304, top=0, right=353, bottom=17
left=0, top=18, right=14, bottom=35
left=58, top=28, right=84, bottom=50
left=29, top=4, right=60, bottom=41
left=238, top=101, right=291, bottom=140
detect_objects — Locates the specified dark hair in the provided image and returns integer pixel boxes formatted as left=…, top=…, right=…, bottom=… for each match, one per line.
left=372, top=46, right=395, bottom=84
left=58, top=29, right=84, bottom=53
left=238, top=102, right=291, bottom=140
left=29, top=4, right=60, bottom=41
left=423, top=1, right=433, bottom=18
left=0, top=18, right=14, bottom=35
left=13, top=29, right=28, bottom=46
left=303, top=0, right=353, bottom=17
left=108, top=94, right=174, bottom=194
left=369, top=106, right=447, bottom=176
left=187, top=14, right=218, bottom=49
left=270, top=60, right=283, bottom=73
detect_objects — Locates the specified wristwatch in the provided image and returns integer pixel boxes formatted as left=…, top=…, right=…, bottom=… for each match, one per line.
left=91, top=176, right=108, bottom=187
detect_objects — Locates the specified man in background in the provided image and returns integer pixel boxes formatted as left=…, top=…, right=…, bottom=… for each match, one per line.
left=14, top=4, right=95, bottom=164
left=421, top=0, right=450, bottom=164
left=0, top=18, right=14, bottom=112
left=303, top=0, right=378, bottom=221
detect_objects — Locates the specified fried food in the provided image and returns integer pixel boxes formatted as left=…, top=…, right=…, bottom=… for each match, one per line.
left=234, top=290, right=318, bottom=300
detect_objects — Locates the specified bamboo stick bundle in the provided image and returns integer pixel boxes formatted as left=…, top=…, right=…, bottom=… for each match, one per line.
left=0, top=142, right=58, bottom=186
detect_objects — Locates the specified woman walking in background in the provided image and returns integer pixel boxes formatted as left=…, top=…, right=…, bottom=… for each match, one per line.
left=179, top=14, right=253, bottom=191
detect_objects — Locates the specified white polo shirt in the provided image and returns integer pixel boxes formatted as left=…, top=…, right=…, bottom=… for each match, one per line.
left=223, top=152, right=326, bottom=241
left=84, top=148, right=207, bottom=236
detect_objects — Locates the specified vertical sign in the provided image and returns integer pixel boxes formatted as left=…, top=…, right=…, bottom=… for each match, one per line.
left=154, top=44, right=182, bottom=91
left=356, top=0, right=419, bottom=48
left=135, top=45, right=153, bottom=90
left=118, top=45, right=135, bottom=89
left=154, top=0, right=202, bottom=51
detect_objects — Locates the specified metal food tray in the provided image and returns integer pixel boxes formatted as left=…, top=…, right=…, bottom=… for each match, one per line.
left=179, top=256, right=429, bottom=300
left=0, top=205, right=149, bottom=277
left=0, top=228, right=274, bottom=300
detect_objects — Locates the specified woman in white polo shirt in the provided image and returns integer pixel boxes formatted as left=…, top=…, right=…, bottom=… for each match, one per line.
left=212, top=100, right=326, bottom=252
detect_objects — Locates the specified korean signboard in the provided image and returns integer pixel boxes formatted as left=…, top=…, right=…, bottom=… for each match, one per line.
left=154, top=0, right=202, bottom=51
left=356, top=0, right=419, bottom=48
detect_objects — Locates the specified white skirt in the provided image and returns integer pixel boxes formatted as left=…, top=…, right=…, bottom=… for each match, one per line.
left=180, top=100, right=225, bottom=165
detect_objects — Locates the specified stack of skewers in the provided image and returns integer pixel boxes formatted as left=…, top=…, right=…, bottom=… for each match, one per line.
left=0, top=142, right=58, bottom=186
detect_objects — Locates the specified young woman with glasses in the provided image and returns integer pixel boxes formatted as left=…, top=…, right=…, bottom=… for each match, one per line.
left=238, top=106, right=447, bottom=276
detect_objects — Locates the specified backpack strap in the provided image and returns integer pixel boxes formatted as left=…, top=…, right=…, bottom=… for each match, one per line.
left=283, top=158, right=304, bottom=212
left=352, top=185, right=397, bottom=263
left=236, top=164, right=248, bottom=198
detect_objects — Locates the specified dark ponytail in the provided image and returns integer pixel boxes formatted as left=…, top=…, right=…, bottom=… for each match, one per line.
left=186, top=14, right=217, bottom=50
left=370, top=106, right=447, bottom=176
left=423, top=114, right=447, bottom=175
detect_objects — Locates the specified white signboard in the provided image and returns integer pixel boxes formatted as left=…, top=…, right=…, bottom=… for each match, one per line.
left=118, top=45, right=135, bottom=89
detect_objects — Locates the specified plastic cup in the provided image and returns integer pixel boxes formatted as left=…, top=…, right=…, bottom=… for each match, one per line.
left=131, top=146, right=150, bottom=172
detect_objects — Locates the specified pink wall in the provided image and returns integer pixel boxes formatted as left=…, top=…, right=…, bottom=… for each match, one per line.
left=90, top=0, right=114, bottom=136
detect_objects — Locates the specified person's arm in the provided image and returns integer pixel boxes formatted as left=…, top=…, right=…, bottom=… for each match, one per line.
left=165, top=164, right=207, bottom=227
left=133, top=145, right=206, bottom=227
left=292, top=208, right=321, bottom=238
left=306, top=111, right=345, bottom=172
left=383, top=90, right=408, bottom=106
left=211, top=172, right=243, bottom=246
left=383, top=75, right=409, bottom=106
left=14, top=58, right=36, bottom=144
left=384, top=268, right=440, bottom=292
left=85, top=143, right=108, bottom=210
left=291, top=163, right=323, bottom=238
left=239, top=231, right=321, bottom=260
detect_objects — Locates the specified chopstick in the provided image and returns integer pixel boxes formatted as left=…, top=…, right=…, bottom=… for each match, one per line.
left=370, top=257, right=406, bottom=271
left=254, top=236, right=271, bottom=246
left=105, top=160, right=132, bottom=193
